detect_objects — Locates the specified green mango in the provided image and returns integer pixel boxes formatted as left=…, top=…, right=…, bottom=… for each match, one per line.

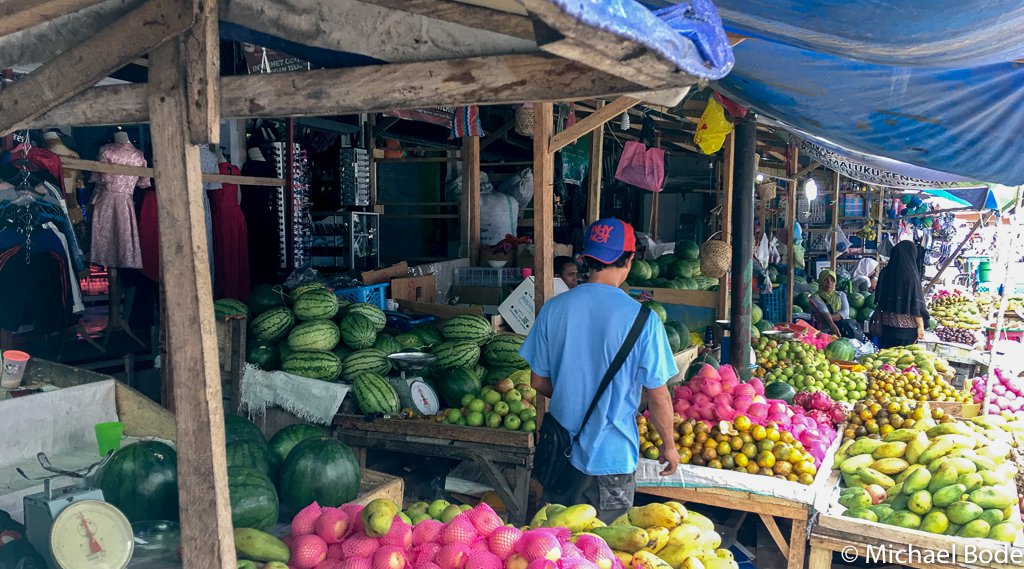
left=842, top=508, right=878, bottom=522
left=988, top=523, right=1021, bottom=543
left=901, top=467, right=932, bottom=495
left=956, top=472, right=984, bottom=493
left=919, top=511, right=950, bottom=535
left=907, top=490, right=933, bottom=515
left=926, top=465, right=958, bottom=494
left=969, top=486, right=1016, bottom=510
left=956, top=519, right=991, bottom=538
left=887, top=511, right=922, bottom=530
left=946, top=501, right=984, bottom=525
left=839, top=488, right=872, bottom=510
left=978, top=509, right=1006, bottom=528
left=932, top=484, right=967, bottom=509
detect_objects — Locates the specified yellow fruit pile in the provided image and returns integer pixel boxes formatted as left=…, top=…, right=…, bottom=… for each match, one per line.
left=600, top=503, right=736, bottom=569
left=865, top=367, right=970, bottom=403
left=842, top=399, right=952, bottom=443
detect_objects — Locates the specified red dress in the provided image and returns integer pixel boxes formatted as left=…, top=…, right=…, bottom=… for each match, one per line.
left=210, top=162, right=251, bottom=300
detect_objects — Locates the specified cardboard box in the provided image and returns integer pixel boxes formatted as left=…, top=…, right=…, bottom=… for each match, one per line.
left=498, top=276, right=570, bottom=335
left=453, top=285, right=503, bottom=306
left=362, top=262, right=409, bottom=285
left=391, top=275, right=436, bottom=303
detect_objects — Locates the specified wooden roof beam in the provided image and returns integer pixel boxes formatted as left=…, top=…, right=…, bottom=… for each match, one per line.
left=0, top=0, right=195, bottom=134
left=0, top=0, right=107, bottom=37
left=358, top=0, right=535, bottom=40
left=551, top=96, right=639, bottom=152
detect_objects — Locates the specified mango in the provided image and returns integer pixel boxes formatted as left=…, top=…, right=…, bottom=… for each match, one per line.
left=834, top=439, right=856, bottom=465
left=978, top=509, right=1006, bottom=528
left=883, top=429, right=923, bottom=443
left=896, top=463, right=926, bottom=484
left=955, top=519, right=991, bottom=538
left=979, top=470, right=1009, bottom=486
left=546, top=504, right=567, bottom=518
left=653, top=542, right=702, bottom=568
left=640, top=526, right=670, bottom=555
left=969, top=486, right=1016, bottom=509
left=685, top=512, right=716, bottom=534
left=839, top=488, right=872, bottom=510
left=613, top=551, right=634, bottom=566
left=610, top=513, right=631, bottom=526
left=869, top=504, right=895, bottom=521
left=905, top=432, right=930, bottom=465
left=885, top=483, right=904, bottom=499
left=932, top=484, right=967, bottom=509
left=842, top=508, right=877, bottom=522
left=841, top=472, right=866, bottom=489
left=945, top=524, right=961, bottom=536
left=261, top=563, right=288, bottom=569
left=233, top=528, right=290, bottom=563
left=887, top=511, right=922, bottom=530
left=630, top=550, right=674, bottom=569
left=926, top=423, right=973, bottom=438
left=932, top=434, right=976, bottom=450
left=946, top=501, right=983, bottom=525
left=957, top=472, right=984, bottom=493
left=664, top=501, right=689, bottom=522
left=529, top=504, right=553, bottom=527
left=919, top=511, right=949, bottom=535
left=917, top=438, right=957, bottom=465
left=592, top=526, right=650, bottom=554
left=548, top=504, right=598, bottom=532
left=871, top=458, right=909, bottom=475
left=888, top=494, right=910, bottom=512
left=871, top=442, right=908, bottom=460
left=901, top=466, right=931, bottom=494
left=668, top=524, right=703, bottom=547
left=847, top=438, right=885, bottom=457
left=926, top=465, right=958, bottom=493
left=237, top=561, right=257, bottom=569
left=907, top=490, right=932, bottom=515
left=839, top=454, right=876, bottom=475
left=856, top=466, right=895, bottom=488
left=628, top=504, right=682, bottom=529
left=988, top=523, right=1021, bottom=543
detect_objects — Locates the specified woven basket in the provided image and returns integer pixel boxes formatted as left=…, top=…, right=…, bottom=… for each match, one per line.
left=515, top=105, right=534, bottom=137
left=757, top=181, right=777, bottom=201
left=700, top=231, right=731, bottom=279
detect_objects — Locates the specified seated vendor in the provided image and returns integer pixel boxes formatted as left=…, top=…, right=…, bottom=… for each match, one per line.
left=809, top=269, right=866, bottom=341
left=554, top=256, right=579, bottom=289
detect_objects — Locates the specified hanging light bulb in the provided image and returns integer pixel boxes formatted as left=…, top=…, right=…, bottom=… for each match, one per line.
left=755, top=173, right=765, bottom=183
left=619, top=112, right=630, bottom=131
left=804, top=178, right=818, bottom=201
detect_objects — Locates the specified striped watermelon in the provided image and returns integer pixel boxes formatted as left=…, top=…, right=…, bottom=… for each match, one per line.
left=442, top=314, right=494, bottom=345
left=395, top=333, right=425, bottom=350
left=471, top=364, right=487, bottom=382
left=246, top=342, right=279, bottom=370
left=278, top=344, right=295, bottom=363
left=279, top=437, right=360, bottom=517
left=373, top=334, right=402, bottom=355
left=248, top=284, right=287, bottom=316
left=225, top=415, right=265, bottom=445
left=331, top=343, right=354, bottom=361
left=352, top=372, right=400, bottom=415
left=99, top=441, right=178, bottom=523
left=215, top=298, right=249, bottom=319
left=292, top=288, right=339, bottom=320
left=432, top=340, right=480, bottom=369
left=290, top=281, right=326, bottom=299
left=267, top=424, right=326, bottom=465
left=411, top=323, right=443, bottom=346
left=340, top=313, right=377, bottom=349
left=483, top=367, right=518, bottom=386
left=438, top=367, right=483, bottom=408
left=249, top=307, right=295, bottom=343
left=281, top=350, right=343, bottom=382
left=341, top=349, right=391, bottom=382
left=226, top=439, right=279, bottom=481
left=287, top=319, right=341, bottom=351
left=483, top=334, right=528, bottom=369
left=228, top=467, right=279, bottom=531
left=345, top=302, right=386, bottom=332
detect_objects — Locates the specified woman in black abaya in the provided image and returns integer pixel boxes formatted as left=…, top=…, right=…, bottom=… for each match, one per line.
left=873, top=241, right=929, bottom=348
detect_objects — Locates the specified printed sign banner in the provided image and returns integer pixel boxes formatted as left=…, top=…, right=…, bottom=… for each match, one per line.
left=793, top=137, right=977, bottom=189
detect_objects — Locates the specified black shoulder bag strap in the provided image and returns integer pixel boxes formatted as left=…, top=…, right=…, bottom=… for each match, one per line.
left=567, top=304, right=651, bottom=457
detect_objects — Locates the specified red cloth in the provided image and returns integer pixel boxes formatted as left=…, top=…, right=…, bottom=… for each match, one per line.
left=138, top=189, right=160, bottom=282
left=210, top=162, right=250, bottom=301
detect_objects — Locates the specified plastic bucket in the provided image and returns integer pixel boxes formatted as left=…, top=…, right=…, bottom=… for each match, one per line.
left=978, top=260, right=992, bottom=283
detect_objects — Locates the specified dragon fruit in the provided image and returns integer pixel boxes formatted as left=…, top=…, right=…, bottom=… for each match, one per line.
left=808, top=391, right=833, bottom=411
left=805, top=409, right=830, bottom=427
left=292, top=502, right=323, bottom=537
left=827, top=405, right=848, bottom=424
left=791, top=391, right=812, bottom=409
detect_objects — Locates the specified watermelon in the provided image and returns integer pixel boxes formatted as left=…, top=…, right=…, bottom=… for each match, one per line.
left=228, top=467, right=279, bottom=531
left=750, top=324, right=761, bottom=339
left=345, top=303, right=386, bottom=332
left=412, top=324, right=443, bottom=346
left=395, top=333, right=425, bottom=350
left=268, top=423, right=327, bottom=465
left=751, top=304, right=763, bottom=325
left=281, top=350, right=343, bottom=382
left=693, top=353, right=719, bottom=369
left=248, top=284, right=287, bottom=316
left=645, top=300, right=667, bottom=324
left=278, top=344, right=295, bottom=363
left=287, top=319, right=341, bottom=351
left=671, top=321, right=691, bottom=350
left=99, top=441, right=178, bottom=523
left=432, top=340, right=481, bottom=369
left=279, top=437, right=361, bottom=517
left=848, top=292, right=865, bottom=310
left=226, top=439, right=279, bottom=480
left=628, top=259, right=652, bottom=283
left=754, top=320, right=772, bottom=333
left=226, top=415, right=265, bottom=445
left=683, top=361, right=708, bottom=382
left=470, top=364, right=487, bottom=382
left=215, top=298, right=249, bottom=319
left=764, top=381, right=796, bottom=403
left=656, top=254, right=677, bottom=276
left=340, top=313, right=377, bottom=349
left=858, top=308, right=874, bottom=322
left=293, top=288, right=340, bottom=321
left=438, top=366, right=483, bottom=408
left=246, top=342, right=279, bottom=370
left=341, top=349, right=391, bottom=382
left=373, top=334, right=402, bottom=355
left=667, top=259, right=692, bottom=280
left=484, top=367, right=518, bottom=386
left=676, top=239, right=700, bottom=261
left=648, top=261, right=661, bottom=279
left=290, top=281, right=326, bottom=299
left=664, top=325, right=681, bottom=352
left=249, top=307, right=295, bottom=344
left=483, top=334, right=528, bottom=369
left=824, top=338, right=856, bottom=361
left=794, top=292, right=811, bottom=312
left=331, top=343, right=353, bottom=360
left=352, top=372, right=400, bottom=415
left=442, top=314, right=494, bottom=346
left=862, top=293, right=875, bottom=308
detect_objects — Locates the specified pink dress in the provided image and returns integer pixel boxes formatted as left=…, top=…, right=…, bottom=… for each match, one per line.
left=90, top=143, right=150, bottom=268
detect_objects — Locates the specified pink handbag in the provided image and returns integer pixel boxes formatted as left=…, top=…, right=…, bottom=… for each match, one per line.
left=614, top=141, right=665, bottom=192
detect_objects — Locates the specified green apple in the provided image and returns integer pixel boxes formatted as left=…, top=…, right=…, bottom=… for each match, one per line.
left=440, top=504, right=463, bottom=523
left=503, top=414, right=522, bottom=430
left=461, top=393, right=476, bottom=407
left=459, top=504, right=472, bottom=512
left=468, top=398, right=486, bottom=413
left=507, top=400, right=525, bottom=415
left=522, top=419, right=537, bottom=432
left=520, top=408, right=537, bottom=422
left=519, top=385, right=537, bottom=402
left=503, top=389, right=522, bottom=403
left=483, top=390, right=502, bottom=405
left=445, top=409, right=462, bottom=423
left=493, top=401, right=510, bottom=416
left=481, top=385, right=494, bottom=395
left=427, top=499, right=450, bottom=518
left=456, top=417, right=467, bottom=426
left=407, top=501, right=428, bottom=516
left=485, top=412, right=503, bottom=428
left=411, top=513, right=432, bottom=525
left=399, top=512, right=412, bottom=524
left=466, top=411, right=484, bottom=427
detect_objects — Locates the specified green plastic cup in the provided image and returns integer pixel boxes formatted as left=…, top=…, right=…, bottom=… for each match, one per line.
left=95, top=421, right=124, bottom=456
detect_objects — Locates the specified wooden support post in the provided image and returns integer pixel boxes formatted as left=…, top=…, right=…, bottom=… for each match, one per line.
left=533, top=102, right=554, bottom=313
left=730, top=118, right=756, bottom=380
left=586, top=101, right=604, bottom=225
left=0, top=0, right=108, bottom=37
left=926, top=215, right=987, bottom=292
left=830, top=170, right=840, bottom=271
left=785, top=146, right=799, bottom=324
left=148, top=38, right=235, bottom=569
left=461, top=135, right=481, bottom=264
left=183, top=0, right=220, bottom=144
left=718, top=133, right=734, bottom=320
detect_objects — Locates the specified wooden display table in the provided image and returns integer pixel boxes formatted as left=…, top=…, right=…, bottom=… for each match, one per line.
left=334, top=415, right=535, bottom=524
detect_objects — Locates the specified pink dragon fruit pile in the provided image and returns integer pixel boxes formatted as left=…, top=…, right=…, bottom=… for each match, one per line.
left=671, top=365, right=837, bottom=466
left=791, top=391, right=849, bottom=427
left=795, top=332, right=832, bottom=351
left=970, top=369, right=1024, bottom=413
left=283, top=502, right=623, bottom=569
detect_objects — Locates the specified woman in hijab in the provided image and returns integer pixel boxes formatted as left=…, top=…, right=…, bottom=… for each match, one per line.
left=873, top=241, right=928, bottom=348
left=810, top=269, right=865, bottom=341
left=852, top=258, right=879, bottom=293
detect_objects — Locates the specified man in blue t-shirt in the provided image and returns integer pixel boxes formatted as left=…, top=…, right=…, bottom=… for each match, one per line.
left=520, top=218, right=679, bottom=521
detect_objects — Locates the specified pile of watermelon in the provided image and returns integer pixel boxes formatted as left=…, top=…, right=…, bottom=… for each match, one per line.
left=639, top=299, right=691, bottom=354
left=625, top=240, right=718, bottom=291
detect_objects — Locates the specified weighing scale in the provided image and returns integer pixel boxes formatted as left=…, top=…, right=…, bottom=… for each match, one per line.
left=386, top=352, right=440, bottom=416
left=19, top=452, right=134, bottom=569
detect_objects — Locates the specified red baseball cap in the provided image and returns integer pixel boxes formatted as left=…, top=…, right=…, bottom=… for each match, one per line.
left=581, top=218, right=636, bottom=264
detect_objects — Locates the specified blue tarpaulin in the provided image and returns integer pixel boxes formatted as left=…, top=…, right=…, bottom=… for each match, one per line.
left=921, top=186, right=1018, bottom=212
left=714, top=0, right=1024, bottom=68
left=716, top=39, right=1024, bottom=186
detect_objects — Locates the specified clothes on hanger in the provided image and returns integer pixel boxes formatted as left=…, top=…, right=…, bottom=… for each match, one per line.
left=90, top=141, right=150, bottom=268
left=210, top=161, right=250, bottom=300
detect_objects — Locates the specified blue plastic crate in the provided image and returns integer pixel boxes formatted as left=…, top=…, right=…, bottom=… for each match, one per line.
left=759, top=285, right=787, bottom=324
left=384, top=311, right=436, bottom=332
left=335, top=283, right=389, bottom=310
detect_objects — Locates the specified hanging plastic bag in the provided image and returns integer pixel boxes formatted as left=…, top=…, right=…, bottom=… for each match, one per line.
left=768, top=235, right=781, bottom=264
left=560, top=138, right=590, bottom=186
left=613, top=141, right=665, bottom=192
left=793, top=243, right=805, bottom=267
left=826, top=227, right=852, bottom=253
left=754, top=233, right=770, bottom=269
left=694, top=97, right=734, bottom=154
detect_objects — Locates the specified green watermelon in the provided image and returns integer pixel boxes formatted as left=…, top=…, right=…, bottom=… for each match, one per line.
left=751, top=304, right=763, bottom=325
left=373, top=334, right=402, bottom=355
left=226, top=439, right=279, bottom=481
left=340, top=313, right=377, bottom=349
left=246, top=342, right=279, bottom=370
left=645, top=300, right=668, bottom=324
left=395, top=333, right=425, bottom=350
left=290, top=282, right=326, bottom=299
left=267, top=423, right=327, bottom=465
left=287, top=319, right=341, bottom=351
left=432, top=340, right=481, bottom=369
left=279, top=437, right=361, bottom=517
left=674, top=321, right=691, bottom=350
left=248, top=284, right=286, bottom=316
left=292, top=288, right=340, bottom=321
left=824, top=338, right=856, bottom=361
left=628, top=259, right=653, bottom=282
left=225, top=415, right=265, bottom=445
left=412, top=324, right=443, bottom=346
left=848, top=292, right=865, bottom=310
left=858, top=308, right=874, bottom=322
left=279, top=344, right=295, bottom=363
left=684, top=361, right=708, bottom=382
left=249, top=307, right=295, bottom=344
left=228, top=467, right=279, bottom=531
left=862, top=293, right=875, bottom=308
left=664, top=325, right=681, bottom=352
left=442, top=314, right=494, bottom=346
left=667, top=259, right=692, bottom=280
left=484, top=367, right=518, bottom=386
left=694, top=353, right=719, bottom=369
left=483, top=334, right=528, bottom=369
left=751, top=324, right=761, bottom=339
left=100, top=442, right=178, bottom=523
left=656, top=254, right=677, bottom=276
left=281, top=350, right=343, bottom=382
left=676, top=239, right=700, bottom=261
left=341, top=349, right=391, bottom=383
left=438, top=366, right=483, bottom=408
left=647, top=261, right=661, bottom=279
left=764, top=381, right=796, bottom=403
left=353, top=372, right=400, bottom=415
left=755, top=320, right=772, bottom=333
left=794, top=292, right=812, bottom=312
left=345, top=303, right=386, bottom=333
left=215, top=298, right=249, bottom=320
left=332, top=343, right=354, bottom=360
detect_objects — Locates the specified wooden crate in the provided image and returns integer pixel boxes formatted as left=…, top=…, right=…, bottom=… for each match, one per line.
left=353, top=469, right=404, bottom=508
left=333, top=414, right=534, bottom=449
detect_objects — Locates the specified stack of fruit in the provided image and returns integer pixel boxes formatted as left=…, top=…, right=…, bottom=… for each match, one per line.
left=861, top=346, right=965, bottom=402
left=632, top=299, right=693, bottom=354
left=433, top=373, right=539, bottom=432
left=970, top=369, right=1024, bottom=414
left=833, top=412, right=1023, bottom=542
left=841, top=399, right=953, bottom=444
left=935, top=326, right=980, bottom=346
left=929, top=290, right=984, bottom=331
left=846, top=291, right=876, bottom=323
left=402, top=499, right=474, bottom=525
left=754, top=337, right=868, bottom=402
left=625, top=241, right=718, bottom=291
